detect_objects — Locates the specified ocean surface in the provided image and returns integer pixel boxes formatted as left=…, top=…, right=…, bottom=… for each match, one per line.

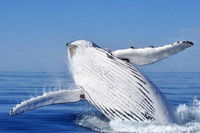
left=0, top=71, right=200, bottom=133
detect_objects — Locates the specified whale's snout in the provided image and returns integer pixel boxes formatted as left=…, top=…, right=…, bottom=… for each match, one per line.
left=67, top=43, right=77, bottom=57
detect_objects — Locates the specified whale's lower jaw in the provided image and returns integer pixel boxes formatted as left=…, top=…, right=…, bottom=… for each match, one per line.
left=70, top=46, right=173, bottom=124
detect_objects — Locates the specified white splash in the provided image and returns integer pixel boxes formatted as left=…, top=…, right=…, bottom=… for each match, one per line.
left=76, top=98, right=200, bottom=133
left=174, top=98, right=200, bottom=124
left=76, top=116, right=112, bottom=132
left=109, top=121, right=200, bottom=133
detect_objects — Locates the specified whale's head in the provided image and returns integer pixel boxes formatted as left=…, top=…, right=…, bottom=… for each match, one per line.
left=67, top=40, right=92, bottom=57
left=66, top=40, right=103, bottom=70
left=66, top=40, right=100, bottom=58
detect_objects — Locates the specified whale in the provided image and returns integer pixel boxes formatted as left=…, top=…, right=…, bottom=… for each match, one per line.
left=10, top=40, right=193, bottom=123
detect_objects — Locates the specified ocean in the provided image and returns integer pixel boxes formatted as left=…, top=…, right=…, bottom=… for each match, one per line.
left=0, top=71, right=200, bottom=133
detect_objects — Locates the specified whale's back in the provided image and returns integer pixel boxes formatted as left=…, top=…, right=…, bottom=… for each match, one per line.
left=70, top=47, right=173, bottom=123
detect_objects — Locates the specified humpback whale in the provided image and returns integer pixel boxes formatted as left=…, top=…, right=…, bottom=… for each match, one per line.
left=10, top=40, right=193, bottom=123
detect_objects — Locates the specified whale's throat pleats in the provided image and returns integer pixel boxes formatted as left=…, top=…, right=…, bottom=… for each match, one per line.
left=71, top=47, right=173, bottom=123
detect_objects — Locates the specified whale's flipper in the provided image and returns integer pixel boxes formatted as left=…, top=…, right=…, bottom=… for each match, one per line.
left=10, top=89, right=84, bottom=116
left=112, top=41, right=193, bottom=65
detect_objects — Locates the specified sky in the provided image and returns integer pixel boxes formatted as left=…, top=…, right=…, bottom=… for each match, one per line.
left=0, top=0, right=200, bottom=72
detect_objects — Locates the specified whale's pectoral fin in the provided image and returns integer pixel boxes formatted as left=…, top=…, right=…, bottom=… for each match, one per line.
left=112, top=41, right=193, bottom=65
left=10, top=89, right=84, bottom=116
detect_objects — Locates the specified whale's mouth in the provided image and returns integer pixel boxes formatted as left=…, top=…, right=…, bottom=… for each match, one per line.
left=68, top=45, right=77, bottom=57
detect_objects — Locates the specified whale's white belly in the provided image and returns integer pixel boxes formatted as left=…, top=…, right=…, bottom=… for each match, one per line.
left=70, top=47, right=173, bottom=123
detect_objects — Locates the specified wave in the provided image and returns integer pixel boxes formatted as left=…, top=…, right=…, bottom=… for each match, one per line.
left=76, top=98, right=200, bottom=133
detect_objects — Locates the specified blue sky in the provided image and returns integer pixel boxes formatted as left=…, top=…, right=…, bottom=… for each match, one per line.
left=0, top=0, right=200, bottom=72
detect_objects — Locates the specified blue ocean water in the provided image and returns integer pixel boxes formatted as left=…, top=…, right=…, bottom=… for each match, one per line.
left=0, top=72, right=200, bottom=132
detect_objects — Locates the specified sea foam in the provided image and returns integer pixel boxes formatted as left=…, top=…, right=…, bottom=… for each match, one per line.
left=76, top=98, right=200, bottom=133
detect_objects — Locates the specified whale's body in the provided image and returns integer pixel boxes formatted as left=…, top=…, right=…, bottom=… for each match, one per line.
left=10, top=40, right=193, bottom=124
left=68, top=41, right=173, bottom=123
